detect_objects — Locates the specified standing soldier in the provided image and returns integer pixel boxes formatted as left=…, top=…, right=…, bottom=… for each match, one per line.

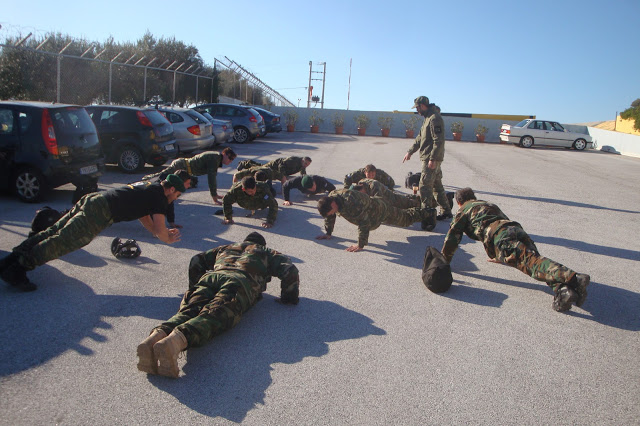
left=282, top=175, right=336, bottom=206
left=221, top=176, right=278, bottom=228
left=441, top=188, right=590, bottom=312
left=344, top=164, right=395, bottom=190
left=402, top=96, right=452, bottom=231
left=136, top=232, right=299, bottom=378
left=143, top=148, right=237, bottom=205
left=0, top=175, right=185, bottom=291
left=315, top=188, right=433, bottom=252
left=352, top=178, right=420, bottom=209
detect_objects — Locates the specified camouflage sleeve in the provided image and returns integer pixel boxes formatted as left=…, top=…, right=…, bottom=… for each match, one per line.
left=188, top=246, right=224, bottom=288
left=265, top=193, right=278, bottom=224
left=324, top=214, right=336, bottom=235
left=267, top=250, right=300, bottom=303
left=383, top=172, right=395, bottom=189
left=357, top=224, right=370, bottom=248
left=222, top=191, right=236, bottom=220
left=441, top=212, right=467, bottom=263
left=282, top=177, right=297, bottom=201
left=430, top=115, right=446, bottom=162
left=207, top=169, right=218, bottom=197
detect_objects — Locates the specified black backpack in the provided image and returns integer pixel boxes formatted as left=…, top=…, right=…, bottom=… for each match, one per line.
left=405, top=172, right=421, bottom=189
left=422, top=246, right=453, bottom=293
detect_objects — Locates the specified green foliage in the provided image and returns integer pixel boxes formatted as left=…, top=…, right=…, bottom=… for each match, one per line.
left=354, top=114, right=370, bottom=129
left=284, top=110, right=298, bottom=125
left=451, top=121, right=464, bottom=133
left=621, top=98, right=640, bottom=131
left=402, top=115, right=420, bottom=131
left=474, top=123, right=489, bottom=135
left=308, top=110, right=324, bottom=126
left=332, top=112, right=345, bottom=127
left=377, top=115, right=394, bottom=129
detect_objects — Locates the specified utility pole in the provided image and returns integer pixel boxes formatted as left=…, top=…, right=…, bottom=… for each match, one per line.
left=347, top=58, right=352, bottom=110
left=307, top=61, right=326, bottom=108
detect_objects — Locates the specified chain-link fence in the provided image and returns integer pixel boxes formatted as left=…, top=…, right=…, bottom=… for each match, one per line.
left=0, top=43, right=215, bottom=106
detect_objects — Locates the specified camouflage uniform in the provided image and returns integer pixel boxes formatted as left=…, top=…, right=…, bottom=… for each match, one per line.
left=237, top=156, right=307, bottom=177
left=357, top=178, right=420, bottom=209
left=233, top=165, right=284, bottom=183
left=283, top=175, right=336, bottom=202
left=441, top=200, right=576, bottom=291
left=344, top=168, right=395, bottom=190
left=407, top=104, right=451, bottom=214
left=222, top=182, right=278, bottom=224
left=144, top=151, right=223, bottom=198
left=155, top=241, right=299, bottom=348
left=324, top=189, right=426, bottom=248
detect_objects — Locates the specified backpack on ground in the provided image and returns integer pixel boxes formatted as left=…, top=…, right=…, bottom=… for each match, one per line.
left=405, top=172, right=421, bottom=189
left=422, top=246, right=453, bottom=293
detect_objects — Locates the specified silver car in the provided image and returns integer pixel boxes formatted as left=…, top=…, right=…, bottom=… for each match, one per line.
left=500, top=119, right=593, bottom=150
left=195, top=103, right=265, bottom=143
left=155, top=107, right=215, bottom=153
left=200, top=111, right=234, bottom=145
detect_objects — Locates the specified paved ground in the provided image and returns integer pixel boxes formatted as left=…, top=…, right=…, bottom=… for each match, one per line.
left=1, top=132, right=639, bottom=425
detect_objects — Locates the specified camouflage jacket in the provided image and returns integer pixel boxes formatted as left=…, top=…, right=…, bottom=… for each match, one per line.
left=222, top=181, right=278, bottom=224
left=407, top=104, right=445, bottom=162
left=344, top=168, right=395, bottom=189
left=283, top=175, right=336, bottom=201
left=357, top=178, right=395, bottom=199
left=234, top=166, right=284, bottom=183
left=187, top=241, right=299, bottom=303
left=324, top=188, right=391, bottom=247
left=266, top=156, right=307, bottom=176
left=441, top=199, right=520, bottom=263
left=186, top=152, right=223, bottom=197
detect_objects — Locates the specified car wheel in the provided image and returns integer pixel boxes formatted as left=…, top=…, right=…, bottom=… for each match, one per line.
left=573, top=139, right=587, bottom=151
left=13, top=167, right=48, bottom=203
left=234, top=127, right=250, bottom=143
left=118, top=146, right=144, bottom=173
left=520, top=136, right=534, bottom=148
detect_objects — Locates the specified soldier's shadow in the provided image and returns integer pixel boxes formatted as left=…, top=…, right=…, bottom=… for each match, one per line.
left=148, top=295, right=386, bottom=423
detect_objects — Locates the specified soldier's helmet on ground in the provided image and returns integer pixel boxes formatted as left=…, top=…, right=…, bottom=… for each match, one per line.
left=111, top=237, right=142, bottom=259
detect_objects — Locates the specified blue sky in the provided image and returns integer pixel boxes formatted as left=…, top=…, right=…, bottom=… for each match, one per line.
left=1, top=0, right=638, bottom=123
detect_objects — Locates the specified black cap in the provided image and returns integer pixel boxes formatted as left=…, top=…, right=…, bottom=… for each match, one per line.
left=244, top=232, right=266, bottom=247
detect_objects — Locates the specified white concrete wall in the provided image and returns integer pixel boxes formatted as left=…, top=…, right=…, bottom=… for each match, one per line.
left=587, top=127, right=640, bottom=158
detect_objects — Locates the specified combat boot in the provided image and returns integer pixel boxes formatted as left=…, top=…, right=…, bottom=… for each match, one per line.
left=153, top=329, right=188, bottom=378
left=436, top=211, right=453, bottom=221
left=552, top=285, right=578, bottom=312
left=136, top=329, right=167, bottom=374
left=446, top=191, right=455, bottom=209
left=0, top=259, right=37, bottom=292
left=0, top=252, right=19, bottom=273
left=420, top=208, right=437, bottom=231
left=572, top=273, right=590, bottom=307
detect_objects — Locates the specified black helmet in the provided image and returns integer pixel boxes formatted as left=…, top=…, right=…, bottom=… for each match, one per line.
left=111, top=237, right=141, bottom=259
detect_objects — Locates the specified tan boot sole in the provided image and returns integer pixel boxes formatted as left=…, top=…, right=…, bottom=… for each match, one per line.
left=136, top=342, right=157, bottom=374
left=154, top=343, right=180, bottom=378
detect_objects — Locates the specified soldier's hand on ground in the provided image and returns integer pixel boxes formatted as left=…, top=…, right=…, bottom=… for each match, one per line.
left=487, top=258, right=502, bottom=264
left=167, top=228, right=181, bottom=243
left=346, top=244, right=363, bottom=252
left=212, top=195, right=222, bottom=205
left=169, top=222, right=183, bottom=229
left=222, top=219, right=234, bottom=225
left=316, top=234, right=331, bottom=240
left=283, top=201, right=292, bottom=206
left=261, top=221, right=273, bottom=229
left=403, top=152, right=411, bottom=163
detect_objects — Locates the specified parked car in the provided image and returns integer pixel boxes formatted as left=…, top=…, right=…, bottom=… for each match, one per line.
left=500, top=119, right=593, bottom=150
left=0, top=101, right=105, bottom=202
left=154, top=107, right=214, bottom=153
left=194, top=103, right=265, bottom=143
left=250, top=106, right=282, bottom=136
left=85, top=105, right=177, bottom=172
left=199, top=112, right=235, bottom=145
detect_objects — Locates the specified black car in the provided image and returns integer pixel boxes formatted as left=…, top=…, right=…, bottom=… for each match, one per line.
left=85, top=105, right=177, bottom=172
left=250, top=106, right=282, bottom=136
left=0, top=101, right=105, bottom=203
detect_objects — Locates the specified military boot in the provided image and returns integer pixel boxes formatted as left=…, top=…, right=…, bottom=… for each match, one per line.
left=446, top=191, right=455, bottom=209
left=136, top=329, right=167, bottom=374
left=436, top=211, right=453, bottom=221
left=572, top=273, right=590, bottom=307
left=552, top=285, right=578, bottom=312
left=0, top=252, right=19, bottom=273
left=153, top=329, right=188, bottom=378
left=0, top=259, right=37, bottom=292
left=420, top=208, right=437, bottom=231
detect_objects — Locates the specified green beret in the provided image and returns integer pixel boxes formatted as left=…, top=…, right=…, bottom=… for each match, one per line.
left=301, top=175, right=314, bottom=189
left=412, top=96, right=430, bottom=108
left=165, top=174, right=186, bottom=193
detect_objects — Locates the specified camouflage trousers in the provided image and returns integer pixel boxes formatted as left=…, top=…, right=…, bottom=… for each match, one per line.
left=381, top=205, right=424, bottom=228
left=142, top=158, right=189, bottom=181
left=156, top=270, right=258, bottom=348
left=14, top=193, right=113, bottom=270
left=419, top=162, right=451, bottom=213
left=237, top=159, right=263, bottom=171
left=384, top=192, right=421, bottom=209
left=493, top=225, right=576, bottom=291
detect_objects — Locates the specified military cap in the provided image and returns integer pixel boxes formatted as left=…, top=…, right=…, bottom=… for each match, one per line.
left=412, top=96, right=430, bottom=108
left=301, top=175, right=314, bottom=189
left=164, top=174, right=186, bottom=193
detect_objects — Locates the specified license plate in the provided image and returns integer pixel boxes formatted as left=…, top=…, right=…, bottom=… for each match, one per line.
left=80, top=165, right=98, bottom=174
left=165, top=144, right=175, bottom=151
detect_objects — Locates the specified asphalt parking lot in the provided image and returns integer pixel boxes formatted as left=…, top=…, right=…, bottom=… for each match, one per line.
left=1, top=131, right=639, bottom=425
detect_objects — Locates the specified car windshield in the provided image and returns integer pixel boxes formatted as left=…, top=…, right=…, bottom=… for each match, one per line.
left=143, top=110, right=170, bottom=126
left=514, top=119, right=531, bottom=127
left=51, top=107, right=96, bottom=136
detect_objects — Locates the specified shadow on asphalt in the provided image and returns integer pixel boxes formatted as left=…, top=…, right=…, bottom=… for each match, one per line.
left=530, top=234, right=640, bottom=262
left=147, top=295, right=386, bottom=422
